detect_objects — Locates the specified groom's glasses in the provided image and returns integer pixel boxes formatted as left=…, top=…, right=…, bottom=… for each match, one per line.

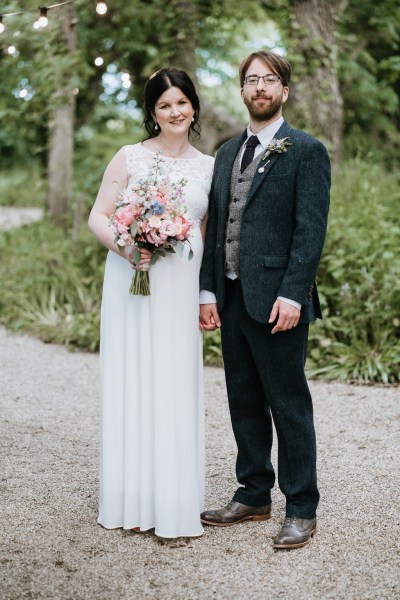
left=243, top=75, right=281, bottom=86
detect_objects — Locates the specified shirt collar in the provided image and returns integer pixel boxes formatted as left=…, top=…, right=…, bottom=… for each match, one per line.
left=246, top=116, right=284, bottom=148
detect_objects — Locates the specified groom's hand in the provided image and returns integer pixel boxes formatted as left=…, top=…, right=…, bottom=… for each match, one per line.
left=269, top=299, right=300, bottom=334
left=200, top=303, right=221, bottom=331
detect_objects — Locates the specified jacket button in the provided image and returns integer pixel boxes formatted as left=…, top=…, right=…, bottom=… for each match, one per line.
left=227, top=239, right=232, bottom=243
left=238, top=178, right=243, bottom=183
left=229, top=218, right=234, bottom=223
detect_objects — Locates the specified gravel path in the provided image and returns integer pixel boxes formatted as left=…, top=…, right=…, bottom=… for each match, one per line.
left=0, top=206, right=43, bottom=231
left=0, top=208, right=399, bottom=599
left=0, top=326, right=399, bottom=600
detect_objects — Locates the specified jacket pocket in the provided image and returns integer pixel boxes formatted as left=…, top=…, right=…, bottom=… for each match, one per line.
left=264, top=256, right=289, bottom=268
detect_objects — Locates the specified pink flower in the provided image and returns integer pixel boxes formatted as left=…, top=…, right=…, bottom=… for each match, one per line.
left=145, top=230, right=164, bottom=246
left=159, top=219, right=176, bottom=238
left=173, top=215, right=191, bottom=240
left=115, top=207, right=135, bottom=228
left=156, top=192, right=167, bottom=204
left=148, top=215, right=162, bottom=229
left=116, top=232, right=133, bottom=247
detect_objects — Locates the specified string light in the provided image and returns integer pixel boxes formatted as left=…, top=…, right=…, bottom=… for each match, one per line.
left=38, top=7, right=49, bottom=27
left=0, top=1, right=107, bottom=31
left=34, top=7, right=49, bottom=29
left=1, top=1, right=111, bottom=74
left=96, top=1, right=108, bottom=16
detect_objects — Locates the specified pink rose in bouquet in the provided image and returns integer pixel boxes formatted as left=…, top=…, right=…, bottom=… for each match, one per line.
left=173, top=215, right=191, bottom=240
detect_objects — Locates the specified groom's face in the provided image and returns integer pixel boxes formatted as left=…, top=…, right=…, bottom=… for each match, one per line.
left=241, top=57, right=288, bottom=123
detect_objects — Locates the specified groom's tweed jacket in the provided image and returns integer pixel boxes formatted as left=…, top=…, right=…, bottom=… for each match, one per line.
left=200, top=120, right=331, bottom=324
left=225, top=149, right=260, bottom=276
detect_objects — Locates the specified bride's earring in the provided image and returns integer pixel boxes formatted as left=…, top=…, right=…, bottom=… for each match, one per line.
left=191, top=116, right=195, bottom=122
left=154, top=123, right=159, bottom=131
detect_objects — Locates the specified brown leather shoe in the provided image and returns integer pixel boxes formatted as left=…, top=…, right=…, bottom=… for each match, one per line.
left=273, top=517, right=317, bottom=549
left=201, top=501, right=271, bottom=526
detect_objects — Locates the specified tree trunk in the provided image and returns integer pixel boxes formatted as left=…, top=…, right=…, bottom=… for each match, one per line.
left=46, top=4, right=77, bottom=225
left=289, top=0, right=343, bottom=163
left=166, top=0, right=243, bottom=154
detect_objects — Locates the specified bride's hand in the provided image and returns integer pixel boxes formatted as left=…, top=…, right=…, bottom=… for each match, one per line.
left=125, top=246, right=152, bottom=269
left=138, top=248, right=152, bottom=269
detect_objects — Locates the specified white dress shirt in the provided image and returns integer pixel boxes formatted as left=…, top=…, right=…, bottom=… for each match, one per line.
left=200, top=117, right=301, bottom=311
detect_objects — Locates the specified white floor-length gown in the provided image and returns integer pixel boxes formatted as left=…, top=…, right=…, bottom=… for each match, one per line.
left=98, top=143, right=214, bottom=538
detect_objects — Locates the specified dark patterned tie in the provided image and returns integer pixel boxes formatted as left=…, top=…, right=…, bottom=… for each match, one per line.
left=240, top=135, right=260, bottom=173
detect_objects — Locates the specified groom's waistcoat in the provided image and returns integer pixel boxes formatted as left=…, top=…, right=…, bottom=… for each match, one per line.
left=224, top=151, right=260, bottom=276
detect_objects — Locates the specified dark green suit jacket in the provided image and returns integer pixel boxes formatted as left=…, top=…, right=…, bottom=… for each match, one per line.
left=200, top=120, right=331, bottom=324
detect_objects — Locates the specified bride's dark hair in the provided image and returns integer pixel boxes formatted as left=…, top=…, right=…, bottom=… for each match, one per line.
left=143, top=67, right=201, bottom=139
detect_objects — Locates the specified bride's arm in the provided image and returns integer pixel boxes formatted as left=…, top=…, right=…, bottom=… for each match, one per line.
left=88, top=148, right=129, bottom=256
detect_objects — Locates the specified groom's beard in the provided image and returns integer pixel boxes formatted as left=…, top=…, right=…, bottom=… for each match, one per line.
left=243, top=92, right=283, bottom=122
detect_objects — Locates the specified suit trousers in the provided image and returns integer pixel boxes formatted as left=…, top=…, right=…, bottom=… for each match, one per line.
left=220, top=277, right=319, bottom=518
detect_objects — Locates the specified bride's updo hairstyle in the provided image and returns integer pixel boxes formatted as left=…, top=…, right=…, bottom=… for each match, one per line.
left=143, top=67, right=201, bottom=139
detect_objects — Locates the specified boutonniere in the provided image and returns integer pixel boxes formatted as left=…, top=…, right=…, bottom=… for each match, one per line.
left=258, top=137, right=292, bottom=173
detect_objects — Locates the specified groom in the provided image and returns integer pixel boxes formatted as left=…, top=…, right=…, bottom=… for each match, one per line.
left=200, top=51, right=330, bottom=549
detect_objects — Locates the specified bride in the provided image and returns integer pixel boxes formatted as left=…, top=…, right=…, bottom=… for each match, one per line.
left=88, top=68, right=214, bottom=538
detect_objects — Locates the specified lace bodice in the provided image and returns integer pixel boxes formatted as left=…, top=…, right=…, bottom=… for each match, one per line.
left=124, top=143, right=214, bottom=222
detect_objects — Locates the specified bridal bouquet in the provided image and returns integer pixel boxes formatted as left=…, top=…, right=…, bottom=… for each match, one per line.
left=109, top=153, right=193, bottom=295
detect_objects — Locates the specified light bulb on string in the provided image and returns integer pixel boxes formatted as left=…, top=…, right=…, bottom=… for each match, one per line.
left=38, top=7, right=49, bottom=28
left=0, top=17, right=5, bottom=34
left=96, top=1, right=108, bottom=15
left=7, top=45, right=16, bottom=55
left=94, top=56, right=104, bottom=66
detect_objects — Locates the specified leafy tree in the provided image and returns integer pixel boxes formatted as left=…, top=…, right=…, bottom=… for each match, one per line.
left=0, top=0, right=399, bottom=221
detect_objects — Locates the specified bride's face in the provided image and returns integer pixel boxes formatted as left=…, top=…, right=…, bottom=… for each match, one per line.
left=152, top=86, right=194, bottom=136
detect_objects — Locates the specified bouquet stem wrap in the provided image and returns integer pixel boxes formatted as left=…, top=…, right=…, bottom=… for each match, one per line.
left=130, top=264, right=150, bottom=296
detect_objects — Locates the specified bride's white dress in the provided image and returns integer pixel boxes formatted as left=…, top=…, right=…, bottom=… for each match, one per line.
left=98, top=143, right=214, bottom=538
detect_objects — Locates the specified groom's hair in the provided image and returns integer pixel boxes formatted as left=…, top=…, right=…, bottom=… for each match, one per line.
left=239, top=51, right=292, bottom=88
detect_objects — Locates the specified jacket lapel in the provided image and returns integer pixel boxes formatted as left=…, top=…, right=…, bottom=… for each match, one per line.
left=245, top=121, right=293, bottom=207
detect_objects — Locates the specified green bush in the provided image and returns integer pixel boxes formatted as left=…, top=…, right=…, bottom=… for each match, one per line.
left=203, top=329, right=223, bottom=367
left=0, top=159, right=399, bottom=383
left=0, top=218, right=105, bottom=350
left=0, top=166, right=46, bottom=207
left=306, top=159, right=400, bottom=383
